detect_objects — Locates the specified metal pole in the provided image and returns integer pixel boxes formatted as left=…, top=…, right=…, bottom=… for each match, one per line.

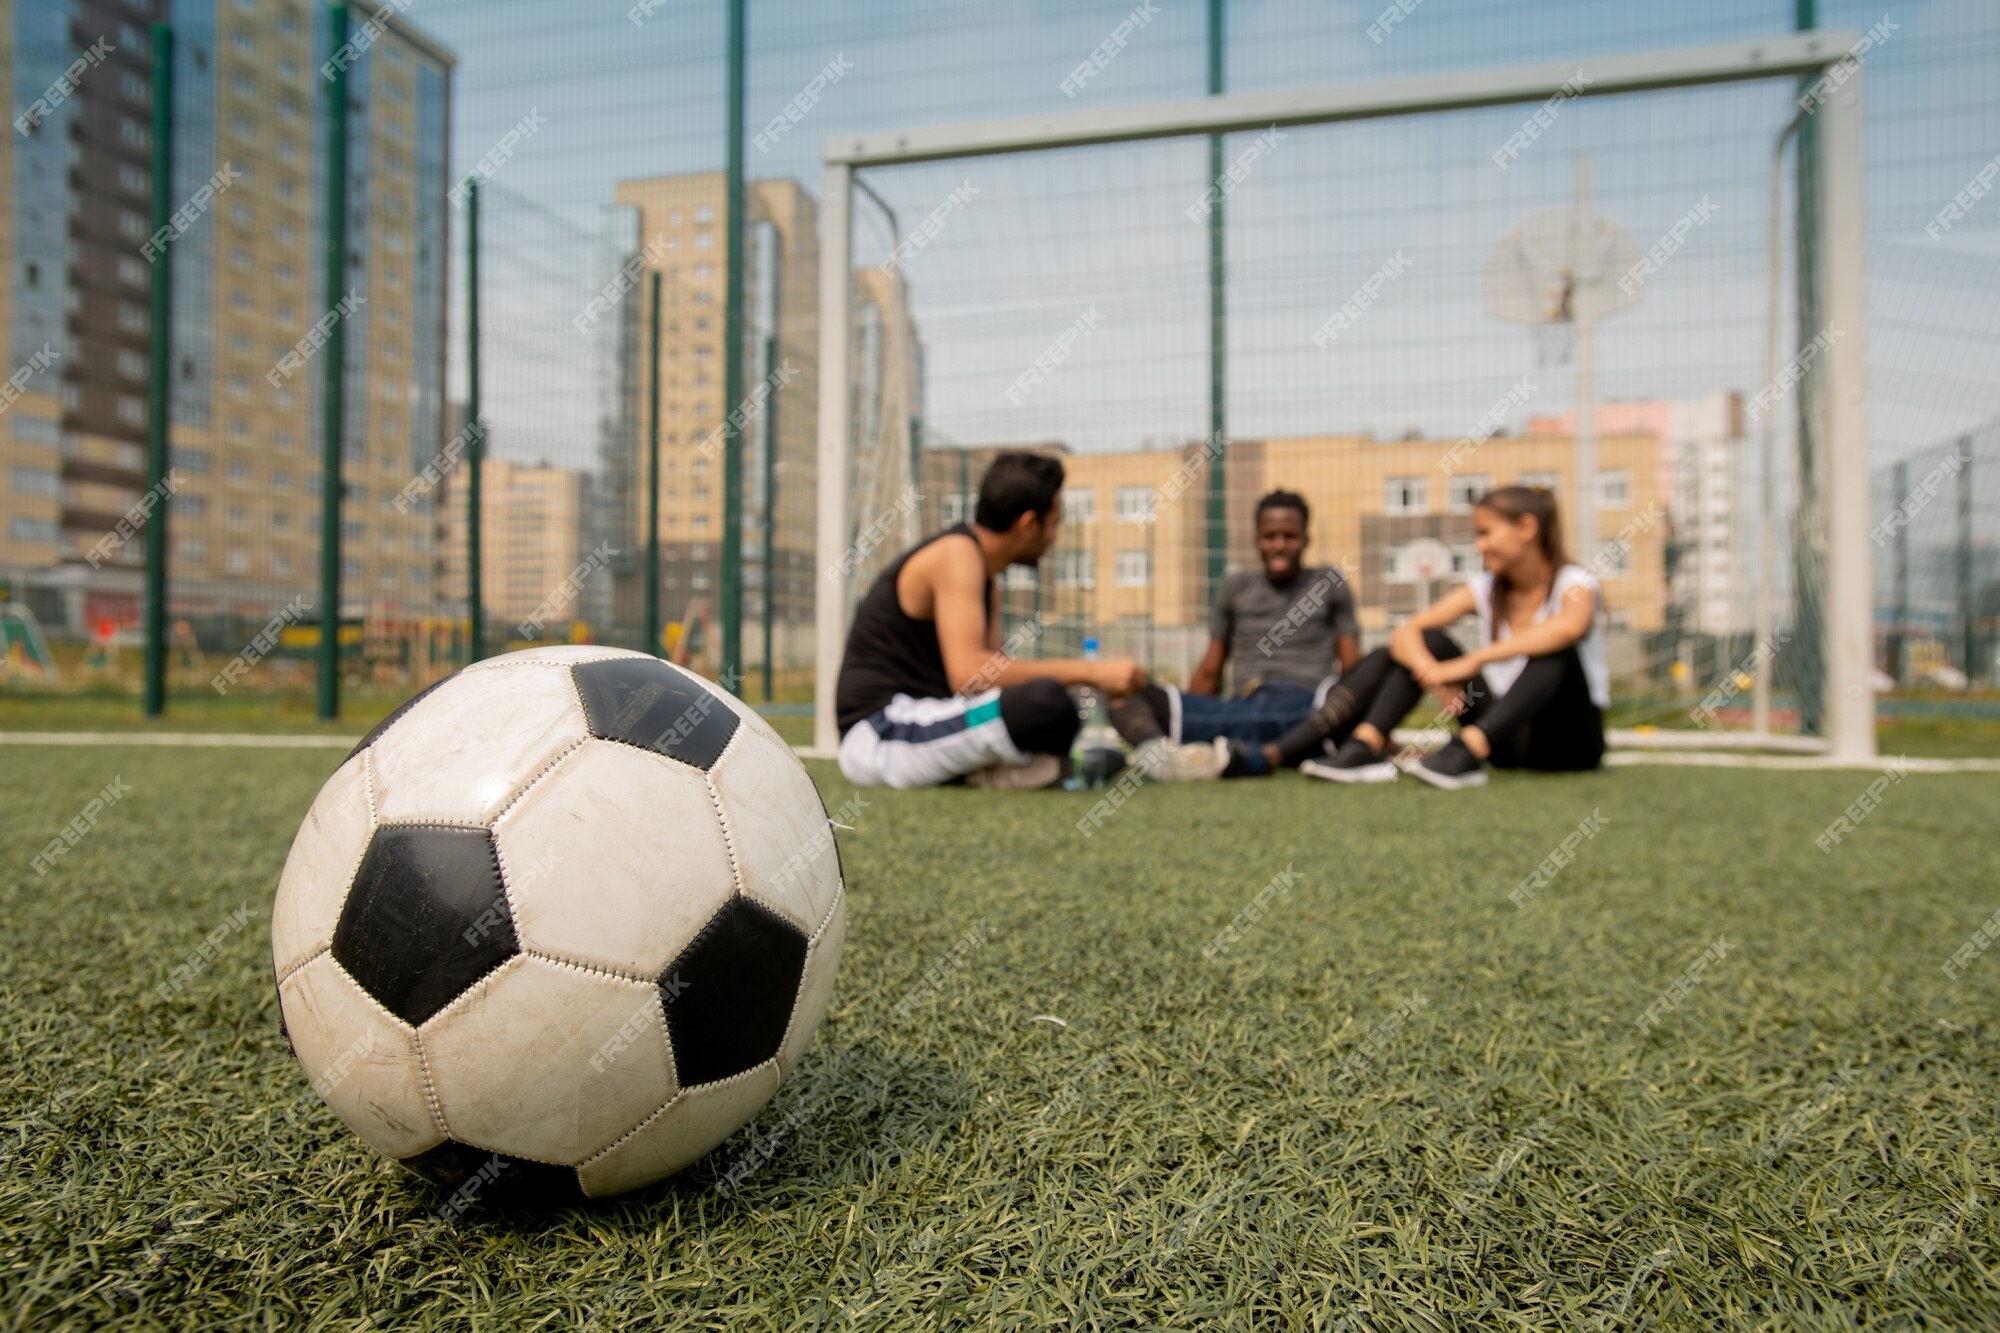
left=466, top=177, right=484, bottom=662
left=720, top=0, right=747, bottom=687
left=317, top=2, right=350, bottom=721
left=143, top=23, right=173, bottom=717
left=811, top=161, right=854, bottom=754
left=1889, top=458, right=1908, bottom=685
left=1791, top=0, right=1826, bottom=737
left=762, top=329, right=778, bottom=700
left=1960, top=436, right=1976, bottom=683
left=1756, top=105, right=1808, bottom=738
left=1571, top=153, right=1599, bottom=563
left=1204, top=0, right=1228, bottom=604
left=1815, top=63, right=1875, bottom=760
left=645, top=271, right=662, bottom=656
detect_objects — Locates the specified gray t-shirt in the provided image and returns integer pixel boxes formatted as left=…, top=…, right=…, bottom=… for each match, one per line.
left=1210, top=566, right=1360, bottom=692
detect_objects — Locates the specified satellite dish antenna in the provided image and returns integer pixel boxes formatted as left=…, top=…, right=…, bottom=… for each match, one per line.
left=1483, top=154, right=1641, bottom=560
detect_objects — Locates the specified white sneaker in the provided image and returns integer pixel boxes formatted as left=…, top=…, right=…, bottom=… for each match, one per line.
left=1132, top=737, right=1229, bottom=782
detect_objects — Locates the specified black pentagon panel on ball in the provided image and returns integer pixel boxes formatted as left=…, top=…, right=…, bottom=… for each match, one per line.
left=661, top=896, right=810, bottom=1087
left=332, top=826, right=518, bottom=1027
left=400, top=1141, right=584, bottom=1205
left=345, top=675, right=453, bottom=763
left=571, top=656, right=739, bottom=770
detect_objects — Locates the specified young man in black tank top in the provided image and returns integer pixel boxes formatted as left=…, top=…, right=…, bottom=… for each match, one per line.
left=834, top=452, right=1160, bottom=789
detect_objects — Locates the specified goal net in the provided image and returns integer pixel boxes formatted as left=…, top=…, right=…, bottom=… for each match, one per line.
left=814, top=36, right=1876, bottom=758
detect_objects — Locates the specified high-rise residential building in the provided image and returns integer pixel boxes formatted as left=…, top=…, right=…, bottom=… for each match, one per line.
left=602, top=171, right=922, bottom=670
left=607, top=173, right=825, bottom=667
left=0, top=0, right=454, bottom=641
left=435, top=455, right=586, bottom=632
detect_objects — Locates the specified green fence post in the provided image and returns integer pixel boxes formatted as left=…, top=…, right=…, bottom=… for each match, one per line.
left=466, top=176, right=484, bottom=663
left=1890, top=459, right=1908, bottom=684
left=645, top=271, right=662, bottom=656
left=317, top=2, right=350, bottom=721
left=1790, top=0, right=1824, bottom=735
left=761, top=329, right=777, bottom=700
left=1204, top=0, right=1228, bottom=606
left=143, top=22, right=174, bottom=717
left=1960, top=436, right=1976, bottom=683
left=720, top=0, right=747, bottom=687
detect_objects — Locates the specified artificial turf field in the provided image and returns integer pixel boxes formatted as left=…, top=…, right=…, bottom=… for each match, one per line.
left=4, top=743, right=1998, bottom=1331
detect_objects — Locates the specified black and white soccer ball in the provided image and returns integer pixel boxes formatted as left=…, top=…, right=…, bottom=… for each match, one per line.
left=270, top=647, right=845, bottom=1200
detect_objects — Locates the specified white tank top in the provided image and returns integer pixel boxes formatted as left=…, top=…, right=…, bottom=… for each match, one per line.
left=1466, top=564, right=1609, bottom=708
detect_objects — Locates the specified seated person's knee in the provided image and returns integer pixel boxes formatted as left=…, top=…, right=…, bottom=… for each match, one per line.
left=1421, top=627, right=1461, bottom=657
left=999, top=677, right=1079, bottom=755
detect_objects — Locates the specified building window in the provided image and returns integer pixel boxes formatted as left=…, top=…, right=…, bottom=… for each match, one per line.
left=117, top=350, right=147, bottom=379
left=1599, top=544, right=1630, bottom=576
left=178, top=537, right=207, bottom=560
left=1519, top=471, right=1560, bottom=493
left=1063, top=487, right=1095, bottom=523
left=1057, top=549, right=1094, bottom=588
left=10, top=517, right=59, bottom=544
left=1451, top=545, right=1480, bottom=574
left=227, top=504, right=249, bottom=527
left=1383, top=476, right=1428, bottom=515
left=271, top=552, right=292, bottom=575
left=1115, top=486, right=1155, bottom=524
left=116, top=398, right=145, bottom=426
left=1597, top=470, right=1632, bottom=507
left=1115, top=549, right=1151, bottom=587
left=119, top=119, right=149, bottom=148
left=227, top=461, right=251, bottom=483
left=14, top=417, right=60, bottom=446
left=119, top=212, right=148, bottom=239
left=174, top=448, right=210, bottom=473
left=1447, top=474, right=1491, bottom=513
left=694, top=205, right=714, bottom=223
left=941, top=493, right=970, bottom=524
left=9, top=466, right=58, bottom=496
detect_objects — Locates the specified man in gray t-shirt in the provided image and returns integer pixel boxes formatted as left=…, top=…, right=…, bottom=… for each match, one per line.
left=1110, top=490, right=1360, bottom=757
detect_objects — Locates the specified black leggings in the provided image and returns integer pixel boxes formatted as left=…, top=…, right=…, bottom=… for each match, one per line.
left=1274, top=629, right=1604, bottom=771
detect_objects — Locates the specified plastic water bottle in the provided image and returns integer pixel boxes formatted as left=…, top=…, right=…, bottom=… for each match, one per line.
left=1066, top=636, right=1113, bottom=790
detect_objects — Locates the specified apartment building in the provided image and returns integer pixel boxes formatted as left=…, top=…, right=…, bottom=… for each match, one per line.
left=0, top=0, right=454, bottom=638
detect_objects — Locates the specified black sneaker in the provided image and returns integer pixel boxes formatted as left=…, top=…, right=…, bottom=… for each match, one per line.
left=1300, top=738, right=1397, bottom=784
left=1404, top=736, right=1488, bottom=790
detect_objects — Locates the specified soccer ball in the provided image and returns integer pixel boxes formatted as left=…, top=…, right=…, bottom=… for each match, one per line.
left=270, top=647, right=845, bottom=1200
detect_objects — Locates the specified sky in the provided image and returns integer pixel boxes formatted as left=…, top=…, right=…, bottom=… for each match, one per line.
left=401, top=0, right=2000, bottom=479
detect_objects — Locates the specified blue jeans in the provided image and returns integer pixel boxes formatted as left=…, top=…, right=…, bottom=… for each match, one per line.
left=1172, top=678, right=1323, bottom=748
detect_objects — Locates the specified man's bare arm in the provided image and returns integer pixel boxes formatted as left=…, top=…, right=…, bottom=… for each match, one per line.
left=928, top=542, right=1145, bottom=695
left=1187, top=637, right=1228, bottom=696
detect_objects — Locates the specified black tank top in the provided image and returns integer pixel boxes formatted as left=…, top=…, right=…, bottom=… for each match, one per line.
left=834, top=524, right=996, bottom=733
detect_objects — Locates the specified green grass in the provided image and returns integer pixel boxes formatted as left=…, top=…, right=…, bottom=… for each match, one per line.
left=4, top=746, right=1998, bottom=1329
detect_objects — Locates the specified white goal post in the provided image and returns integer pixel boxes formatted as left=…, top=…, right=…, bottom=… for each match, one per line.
left=813, top=31, right=1875, bottom=761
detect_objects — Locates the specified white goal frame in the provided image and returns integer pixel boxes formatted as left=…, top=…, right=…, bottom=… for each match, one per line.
left=814, top=31, right=1875, bottom=761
